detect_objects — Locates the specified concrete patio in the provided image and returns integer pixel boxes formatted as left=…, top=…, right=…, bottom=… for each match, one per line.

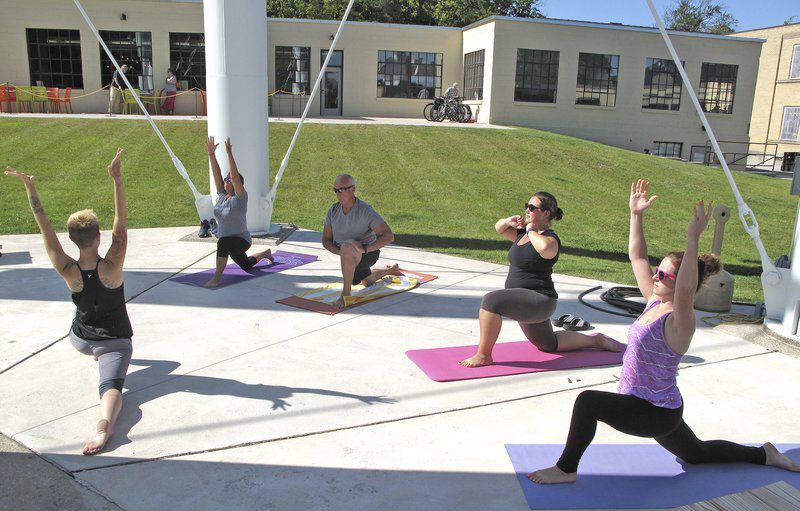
left=1, top=226, right=798, bottom=511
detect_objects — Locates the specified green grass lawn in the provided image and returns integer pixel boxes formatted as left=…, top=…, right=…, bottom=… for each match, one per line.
left=0, top=117, right=795, bottom=303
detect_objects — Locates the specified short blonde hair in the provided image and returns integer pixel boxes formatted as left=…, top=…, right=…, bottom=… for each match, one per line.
left=67, top=209, right=100, bottom=248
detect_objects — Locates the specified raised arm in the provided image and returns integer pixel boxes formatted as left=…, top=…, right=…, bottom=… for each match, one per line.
left=666, top=200, right=713, bottom=355
left=629, top=179, right=658, bottom=300
left=526, top=229, right=559, bottom=259
left=4, top=168, right=78, bottom=283
left=495, top=215, right=522, bottom=242
left=207, top=136, right=224, bottom=194
left=104, top=148, right=127, bottom=270
left=224, top=137, right=245, bottom=197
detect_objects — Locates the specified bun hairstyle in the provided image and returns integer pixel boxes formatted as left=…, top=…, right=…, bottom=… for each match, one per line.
left=665, top=251, right=722, bottom=292
left=534, top=191, right=564, bottom=222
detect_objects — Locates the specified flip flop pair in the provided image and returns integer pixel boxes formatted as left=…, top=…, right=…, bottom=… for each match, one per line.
left=552, top=314, right=592, bottom=331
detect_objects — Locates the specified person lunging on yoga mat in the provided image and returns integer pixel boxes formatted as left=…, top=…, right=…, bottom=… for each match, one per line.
left=321, top=173, right=401, bottom=310
left=460, top=192, right=625, bottom=367
left=5, top=149, right=133, bottom=456
left=204, top=136, right=274, bottom=288
left=528, top=179, right=800, bottom=484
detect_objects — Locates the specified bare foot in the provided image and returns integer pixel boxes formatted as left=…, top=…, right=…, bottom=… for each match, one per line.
left=386, top=263, right=403, bottom=276
left=527, top=465, right=577, bottom=484
left=764, top=442, right=800, bottom=472
left=83, top=419, right=113, bottom=456
left=459, top=353, right=493, bottom=367
left=332, top=295, right=347, bottom=310
left=255, top=248, right=274, bottom=265
left=592, top=333, right=626, bottom=352
left=204, top=278, right=222, bottom=288
left=363, top=264, right=404, bottom=287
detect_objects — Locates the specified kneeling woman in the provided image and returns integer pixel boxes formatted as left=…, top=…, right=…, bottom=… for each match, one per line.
left=204, top=136, right=274, bottom=288
left=6, top=149, right=131, bottom=455
left=528, top=179, right=799, bottom=484
left=460, top=192, right=623, bottom=368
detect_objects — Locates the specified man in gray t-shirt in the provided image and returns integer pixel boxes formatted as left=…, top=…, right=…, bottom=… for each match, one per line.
left=322, top=173, right=400, bottom=309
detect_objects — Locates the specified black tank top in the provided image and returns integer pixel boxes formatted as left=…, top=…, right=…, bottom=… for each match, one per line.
left=504, top=229, right=560, bottom=299
left=71, top=260, right=133, bottom=341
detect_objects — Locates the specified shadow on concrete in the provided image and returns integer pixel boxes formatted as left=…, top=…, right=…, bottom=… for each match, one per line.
left=0, top=251, right=33, bottom=265
left=66, top=458, right=523, bottom=511
left=105, top=359, right=397, bottom=454
left=62, top=447, right=800, bottom=511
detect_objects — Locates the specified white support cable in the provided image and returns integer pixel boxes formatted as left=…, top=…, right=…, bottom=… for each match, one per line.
left=645, top=0, right=778, bottom=278
left=73, top=0, right=203, bottom=200
left=268, top=0, right=357, bottom=204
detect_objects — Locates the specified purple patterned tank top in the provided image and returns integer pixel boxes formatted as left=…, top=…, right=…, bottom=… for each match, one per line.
left=618, top=300, right=683, bottom=409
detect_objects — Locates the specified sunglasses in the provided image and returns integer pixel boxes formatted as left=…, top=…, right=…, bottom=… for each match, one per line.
left=224, top=176, right=232, bottom=183
left=333, top=185, right=355, bottom=194
left=653, top=268, right=677, bottom=282
left=525, top=203, right=542, bottom=213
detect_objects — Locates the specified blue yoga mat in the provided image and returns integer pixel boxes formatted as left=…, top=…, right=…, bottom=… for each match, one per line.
left=505, top=443, right=800, bottom=509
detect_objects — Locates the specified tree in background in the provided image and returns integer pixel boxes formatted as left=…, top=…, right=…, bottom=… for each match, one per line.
left=268, top=0, right=543, bottom=27
left=785, top=16, right=798, bottom=25
left=663, top=0, right=738, bottom=34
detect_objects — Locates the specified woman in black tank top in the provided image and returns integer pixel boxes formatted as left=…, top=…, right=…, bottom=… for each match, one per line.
left=460, top=192, right=625, bottom=368
left=6, top=149, right=133, bottom=456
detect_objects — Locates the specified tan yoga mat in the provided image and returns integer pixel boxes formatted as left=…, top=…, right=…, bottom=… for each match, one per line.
left=276, top=269, right=437, bottom=315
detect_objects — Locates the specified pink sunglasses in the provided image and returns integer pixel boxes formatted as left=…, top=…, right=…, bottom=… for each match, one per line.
left=654, top=268, right=677, bottom=282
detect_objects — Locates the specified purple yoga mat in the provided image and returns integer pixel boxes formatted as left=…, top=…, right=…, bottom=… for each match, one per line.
left=406, top=341, right=624, bottom=382
left=170, top=250, right=318, bottom=289
left=505, top=443, right=800, bottom=509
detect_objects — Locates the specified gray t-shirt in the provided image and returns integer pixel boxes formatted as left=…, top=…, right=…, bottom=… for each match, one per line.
left=324, top=198, right=385, bottom=247
left=214, top=191, right=251, bottom=243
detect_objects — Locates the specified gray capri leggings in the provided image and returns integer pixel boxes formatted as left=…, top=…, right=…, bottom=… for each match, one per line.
left=69, top=330, right=132, bottom=398
left=481, top=288, right=559, bottom=352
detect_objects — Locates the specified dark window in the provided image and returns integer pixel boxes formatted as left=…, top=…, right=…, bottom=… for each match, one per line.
left=575, top=52, right=618, bottom=107
left=643, top=58, right=682, bottom=111
left=26, top=28, right=83, bottom=89
left=169, top=33, right=205, bottom=90
left=377, top=50, right=442, bottom=99
left=99, top=31, right=153, bottom=91
left=790, top=45, right=800, bottom=80
left=698, top=62, right=737, bottom=114
left=463, top=50, right=484, bottom=101
left=514, top=49, right=559, bottom=103
left=780, top=107, right=800, bottom=141
left=652, top=141, right=683, bottom=158
left=275, top=46, right=310, bottom=94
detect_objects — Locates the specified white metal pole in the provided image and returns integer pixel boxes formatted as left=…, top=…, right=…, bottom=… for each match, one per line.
left=204, top=0, right=270, bottom=233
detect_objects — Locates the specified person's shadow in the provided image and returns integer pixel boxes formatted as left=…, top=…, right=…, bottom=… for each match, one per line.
left=106, top=359, right=396, bottom=452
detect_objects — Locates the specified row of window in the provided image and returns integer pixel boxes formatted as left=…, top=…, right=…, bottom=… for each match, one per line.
left=26, top=28, right=206, bottom=91
left=22, top=27, right=800, bottom=129
left=510, top=49, right=738, bottom=114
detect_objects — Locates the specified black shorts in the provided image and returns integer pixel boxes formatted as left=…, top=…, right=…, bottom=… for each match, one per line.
left=354, top=250, right=380, bottom=283
left=217, top=236, right=256, bottom=271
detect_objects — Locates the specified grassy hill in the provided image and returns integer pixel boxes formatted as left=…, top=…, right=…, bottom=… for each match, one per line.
left=0, top=117, right=795, bottom=302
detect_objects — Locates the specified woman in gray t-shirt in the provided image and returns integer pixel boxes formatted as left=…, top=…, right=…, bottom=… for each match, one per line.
left=204, top=136, right=274, bottom=287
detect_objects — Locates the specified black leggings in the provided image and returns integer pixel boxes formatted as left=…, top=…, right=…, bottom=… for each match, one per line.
left=556, top=390, right=766, bottom=473
left=480, top=288, right=558, bottom=352
left=217, top=236, right=256, bottom=271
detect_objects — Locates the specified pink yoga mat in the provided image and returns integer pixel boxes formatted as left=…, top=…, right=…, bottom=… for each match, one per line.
left=406, top=341, right=624, bottom=382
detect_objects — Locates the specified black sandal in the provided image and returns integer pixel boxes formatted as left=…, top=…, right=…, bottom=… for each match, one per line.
left=563, top=317, right=592, bottom=331
left=552, top=314, right=576, bottom=327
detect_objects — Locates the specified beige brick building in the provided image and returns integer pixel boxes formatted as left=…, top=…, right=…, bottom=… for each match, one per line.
left=736, top=23, right=800, bottom=172
left=0, top=0, right=764, bottom=159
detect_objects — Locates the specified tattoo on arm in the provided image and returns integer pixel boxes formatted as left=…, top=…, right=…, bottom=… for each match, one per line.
left=29, top=194, right=45, bottom=215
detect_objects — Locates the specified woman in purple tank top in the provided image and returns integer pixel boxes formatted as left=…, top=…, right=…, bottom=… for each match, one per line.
left=528, top=179, right=800, bottom=484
